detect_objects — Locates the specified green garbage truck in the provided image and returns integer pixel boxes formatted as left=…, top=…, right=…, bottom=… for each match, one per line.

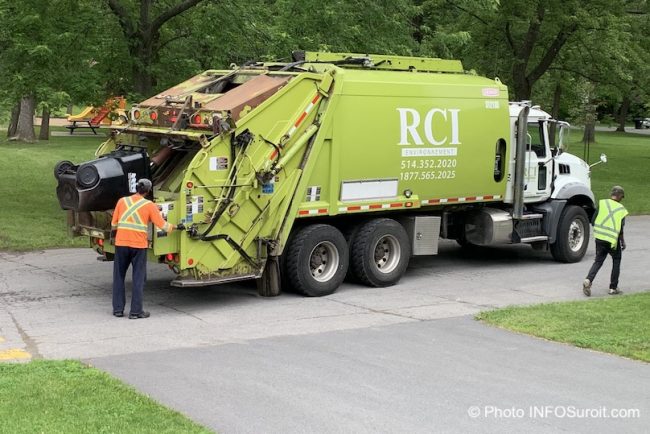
left=55, top=51, right=596, bottom=297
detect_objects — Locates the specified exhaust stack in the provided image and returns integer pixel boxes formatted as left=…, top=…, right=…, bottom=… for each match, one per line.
left=513, top=104, right=530, bottom=219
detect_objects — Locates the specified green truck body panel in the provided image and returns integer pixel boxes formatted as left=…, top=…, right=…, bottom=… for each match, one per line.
left=59, top=52, right=565, bottom=286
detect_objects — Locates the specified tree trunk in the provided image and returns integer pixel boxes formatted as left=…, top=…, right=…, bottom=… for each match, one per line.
left=7, top=102, right=20, bottom=137
left=107, top=0, right=207, bottom=96
left=66, top=103, right=73, bottom=115
left=511, top=63, right=532, bottom=101
left=14, top=95, right=37, bottom=142
left=582, top=122, right=596, bottom=144
left=133, top=57, right=154, bottom=96
left=616, top=96, right=630, bottom=132
left=549, top=81, right=562, bottom=147
left=39, top=106, right=51, bottom=140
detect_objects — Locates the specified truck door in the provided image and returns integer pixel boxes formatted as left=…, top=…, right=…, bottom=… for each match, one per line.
left=523, top=120, right=552, bottom=202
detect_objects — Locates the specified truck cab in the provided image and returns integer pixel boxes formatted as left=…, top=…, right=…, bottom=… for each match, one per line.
left=497, top=102, right=595, bottom=262
left=506, top=103, right=591, bottom=206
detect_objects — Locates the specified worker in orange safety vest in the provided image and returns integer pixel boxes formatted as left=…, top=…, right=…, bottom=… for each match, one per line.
left=111, top=178, right=182, bottom=318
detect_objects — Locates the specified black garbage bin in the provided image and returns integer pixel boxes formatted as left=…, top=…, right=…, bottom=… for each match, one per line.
left=634, top=118, right=643, bottom=129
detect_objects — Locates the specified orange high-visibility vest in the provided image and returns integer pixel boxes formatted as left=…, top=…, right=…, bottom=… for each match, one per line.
left=111, top=194, right=172, bottom=249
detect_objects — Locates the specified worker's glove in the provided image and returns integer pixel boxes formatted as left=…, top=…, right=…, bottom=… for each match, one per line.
left=176, top=223, right=186, bottom=231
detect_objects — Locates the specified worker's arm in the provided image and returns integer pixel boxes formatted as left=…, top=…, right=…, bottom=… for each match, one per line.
left=148, top=203, right=174, bottom=233
left=619, top=218, right=626, bottom=250
left=110, top=198, right=125, bottom=243
left=111, top=198, right=125, bottom=229
left=591, top=205, right=598, bottom=225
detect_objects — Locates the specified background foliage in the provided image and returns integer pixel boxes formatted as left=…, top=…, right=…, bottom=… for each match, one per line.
left=0, top=0, right=649, bottom=137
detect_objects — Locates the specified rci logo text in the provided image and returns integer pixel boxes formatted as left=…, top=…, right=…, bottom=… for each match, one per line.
left=397, top=108, right=461, bottom=146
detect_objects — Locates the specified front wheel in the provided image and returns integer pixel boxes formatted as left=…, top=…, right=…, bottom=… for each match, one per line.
left=285, top=224, right=349, bottom=296
left=550, top=205, right=590, bottom=263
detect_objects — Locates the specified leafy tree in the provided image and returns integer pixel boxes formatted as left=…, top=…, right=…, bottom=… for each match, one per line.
left=106, top=0, right=210, bottom=96
left=0, top=0, right=118, bottom=141
left=418, top=0, right=631, bottom=102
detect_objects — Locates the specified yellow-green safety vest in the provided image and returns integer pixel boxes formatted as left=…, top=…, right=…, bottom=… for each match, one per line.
left=593, top=199, right=628, bottom=248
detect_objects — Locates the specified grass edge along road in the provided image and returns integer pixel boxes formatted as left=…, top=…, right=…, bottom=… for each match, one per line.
left=0, top=360, right=212, bottom=434
left=477, top=291, right=650, bottom=363
left=0, top=129, right=649, bottom=251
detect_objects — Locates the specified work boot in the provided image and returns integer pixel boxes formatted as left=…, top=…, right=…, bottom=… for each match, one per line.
left=582, top=279, right=592, bottom=297
left=128, top=311, right=151, bottom=319
left=608, top=288, right=623, bottom=295
left=113, top=311, right=124, bottom=318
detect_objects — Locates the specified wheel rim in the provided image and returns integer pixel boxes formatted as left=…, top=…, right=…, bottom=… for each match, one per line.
left=309, top=241, right=339, bottom=282
left=568, top=219, right=585, bottom=252
left=373, top=235, right=401, bottom=274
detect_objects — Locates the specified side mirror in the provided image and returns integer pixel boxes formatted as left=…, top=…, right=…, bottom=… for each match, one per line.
left=590, top=153, right=608, bottom=168
left=557, top=121, right=570, bottom=153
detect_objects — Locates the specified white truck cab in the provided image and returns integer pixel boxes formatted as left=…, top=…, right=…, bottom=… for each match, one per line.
left=498, top=102, right=596, bottom=262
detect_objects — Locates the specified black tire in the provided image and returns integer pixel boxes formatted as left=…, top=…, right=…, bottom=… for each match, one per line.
left=341, top=221, right=363, bottom=283
left=550, top=205, right=590, bottom=263
left=54, top=160, right=74, bottom=180
left=350, top=218, right=410, bottom=287
left=285, top=224, right=348, bottom=296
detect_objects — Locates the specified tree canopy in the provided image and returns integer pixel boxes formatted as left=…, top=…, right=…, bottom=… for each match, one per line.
left=1, top=0, right=649, bottom=141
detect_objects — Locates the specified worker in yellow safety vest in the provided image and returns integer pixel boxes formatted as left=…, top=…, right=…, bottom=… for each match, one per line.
left=582, top=186, right=628, bottom=296
left=111, top=179, right=182, bottom=318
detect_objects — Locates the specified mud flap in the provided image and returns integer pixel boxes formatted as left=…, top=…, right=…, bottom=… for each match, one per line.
left=96, top=252, right=115, bottom=262
left=256, top=256, right=282, bottom=297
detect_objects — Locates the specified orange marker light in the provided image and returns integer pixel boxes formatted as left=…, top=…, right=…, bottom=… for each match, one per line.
left=166, top=253, right=174, bottom=261
left=133, top=110, right=141, bottom=120
left=188, top=258, right=194, bottom=265
left=193, top=114, right=202, bottom=124
left=150, top=111, right=158, bottom=121
left=186, top=181, right=194, bottom=189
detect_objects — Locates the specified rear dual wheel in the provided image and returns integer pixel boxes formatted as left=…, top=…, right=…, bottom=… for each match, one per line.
left=283, top=219, right=411, bottom=297
left=284, top=224, right=349, bottom=297
left=349, top=218, right=410, bottom=287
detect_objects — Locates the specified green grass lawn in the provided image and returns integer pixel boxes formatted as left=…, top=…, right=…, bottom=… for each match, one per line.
left=0, top=128, right=648, bottom=251
left=0, top=128, right=102, bottom=250
left=477, top=292, right=650, bottom=362
left=0, top=360, right=211, bottom=434
left=572, top=131, right=650, bottom=215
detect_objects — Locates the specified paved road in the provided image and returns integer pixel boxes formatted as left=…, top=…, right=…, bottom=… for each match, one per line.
left=91, top=317, right=650, bottom=434
left=1, top=216, right=649, bottom=360
left=1, top=217, right=649, bottom=432
left=595, top=125, right=650, bottom=135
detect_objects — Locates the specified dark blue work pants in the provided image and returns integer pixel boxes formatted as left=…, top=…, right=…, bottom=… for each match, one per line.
left=112, top=246, right=147, bottom=314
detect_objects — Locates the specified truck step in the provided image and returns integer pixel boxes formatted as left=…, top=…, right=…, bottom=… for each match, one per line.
left=519, top=236, right=548, bottom=243
left=518, top=213, right=544, bottom=220
left=170, top=273, right=260, bottom=287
